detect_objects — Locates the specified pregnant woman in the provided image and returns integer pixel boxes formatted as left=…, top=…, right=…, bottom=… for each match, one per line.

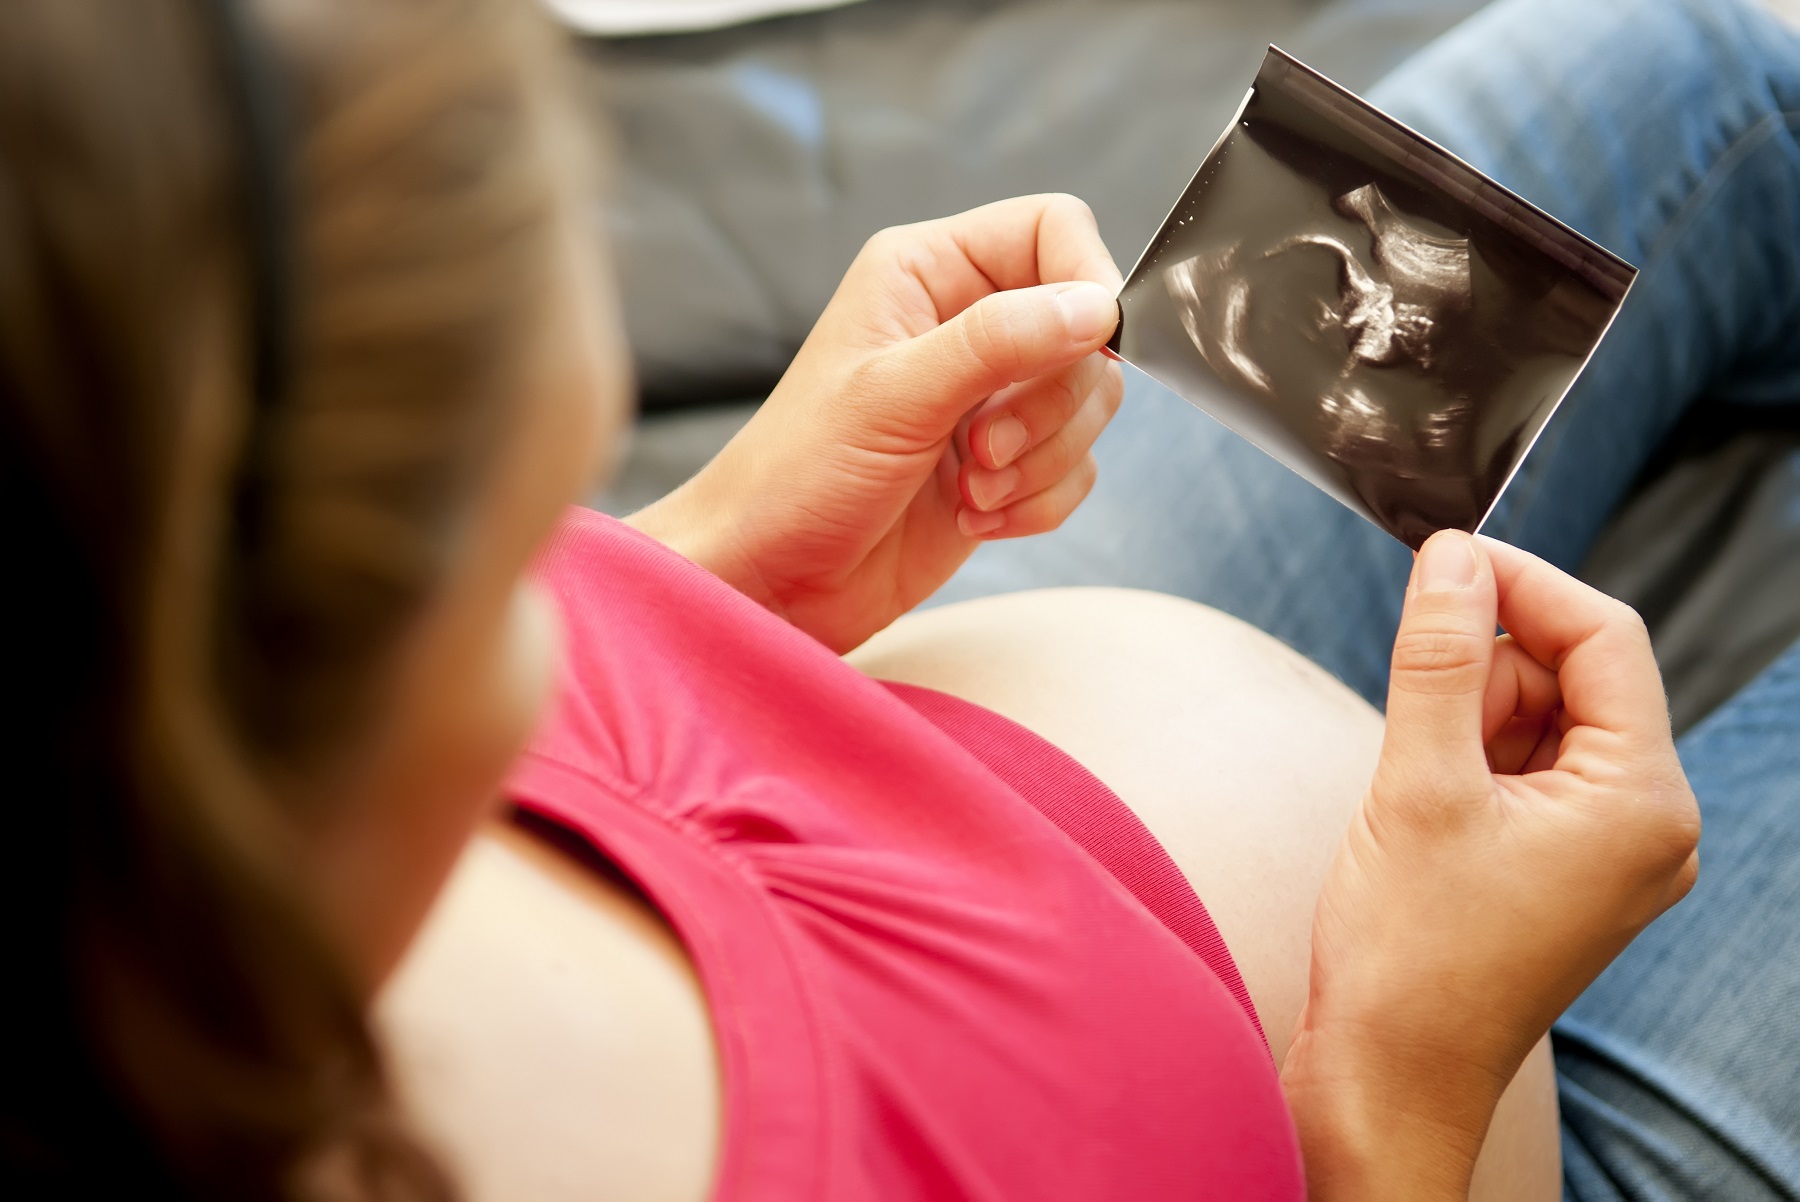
left=0, top=0, right=1765, bottom=1199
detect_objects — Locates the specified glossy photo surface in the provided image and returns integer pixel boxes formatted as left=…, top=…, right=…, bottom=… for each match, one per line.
left=1112, top=47, right=1636, bottom=549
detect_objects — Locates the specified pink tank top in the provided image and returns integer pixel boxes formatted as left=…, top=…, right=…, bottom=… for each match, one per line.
left=506, top=509, right=1304, bottom=1201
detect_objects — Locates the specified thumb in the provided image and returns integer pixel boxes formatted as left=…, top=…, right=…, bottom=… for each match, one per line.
left=890, top=280, right=1118, bottom=425
left=1380, top=530, right=1499, bottom=795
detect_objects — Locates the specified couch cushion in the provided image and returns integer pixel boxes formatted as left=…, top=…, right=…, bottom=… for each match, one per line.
left=574, top=0, right=1491, bottom=405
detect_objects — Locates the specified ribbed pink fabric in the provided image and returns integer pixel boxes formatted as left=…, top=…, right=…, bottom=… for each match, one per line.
left=506, top=509, right=1304, bottom=1201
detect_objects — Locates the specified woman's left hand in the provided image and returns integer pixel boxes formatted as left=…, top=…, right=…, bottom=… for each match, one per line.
left=1279, top=532, right=1700, bottom=1199
left=629, top=194, right=1124, bottom=652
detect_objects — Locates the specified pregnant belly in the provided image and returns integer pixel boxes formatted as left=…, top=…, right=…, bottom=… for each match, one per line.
left=848, top=585, right=1562, bottom=1201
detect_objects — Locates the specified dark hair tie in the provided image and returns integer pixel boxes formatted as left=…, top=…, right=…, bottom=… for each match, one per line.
left=198, top=0, right=295, bottom=527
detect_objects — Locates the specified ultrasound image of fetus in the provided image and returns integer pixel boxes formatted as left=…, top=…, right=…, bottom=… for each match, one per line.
left=1162, top=183, right=1498, bottom=546
left=1113, top=46, right=1632, bottom=549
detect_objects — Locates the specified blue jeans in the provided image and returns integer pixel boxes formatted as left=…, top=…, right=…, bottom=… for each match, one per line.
left=936, top=0, right=1800, bottom=1195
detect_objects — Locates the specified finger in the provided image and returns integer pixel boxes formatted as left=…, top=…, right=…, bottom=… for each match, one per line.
left=1482, top=635, right=1562, bottom=745
left=869, top=280, right=1118, bottom=437
left=1520, top=720, right=1566, bottom=775
left=1482, top=635, right=1564, bottom=775
left=862, top=194, right=1121, bottom=330
left=958, top=451, right=1098, bottom=540
left=1379, top=530, right=1499, bottom=799
left=966, top=353, right=1113, bottom=471
left=1486, top=709, right=1567, bottom=777
left=936, top=193, right=1124, bottom=298
left=1478, top=536, right=1669, bottom=739
left=961, top=366, right=1120, bottom=513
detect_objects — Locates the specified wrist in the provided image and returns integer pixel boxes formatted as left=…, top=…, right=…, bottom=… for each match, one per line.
left=626, top=468, right=781, bottom=616
left=1280, top=1023, right=1505, bottom=1202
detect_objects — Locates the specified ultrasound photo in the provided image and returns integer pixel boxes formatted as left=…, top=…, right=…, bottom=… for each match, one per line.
left=1111, top=47, right=1636, bottom=549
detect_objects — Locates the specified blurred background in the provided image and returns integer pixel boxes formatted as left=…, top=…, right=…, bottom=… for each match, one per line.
left=566, top=0, right=1800, bottom=734
left=567, top=0, right=1493, bottom=508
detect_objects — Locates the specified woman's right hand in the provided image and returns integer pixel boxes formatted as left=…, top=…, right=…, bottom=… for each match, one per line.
left=1280, top=530, right=1701, bottom=1200
left=629, top=194, right=1122, bottom=654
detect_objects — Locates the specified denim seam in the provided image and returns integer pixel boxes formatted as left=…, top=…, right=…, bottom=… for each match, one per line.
left=1492, top=109, right=1800, bottom=547
left=1553, top=1018, right=1800, bottom=1199
left=1644, top=109, right=1800, bottom=276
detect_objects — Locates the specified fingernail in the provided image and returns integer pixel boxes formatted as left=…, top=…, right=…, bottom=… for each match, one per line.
left=1417, top=530, right=1478, bottom=593
left=986, top=415, right=1030, bottom=468
left=1055, top=281, right=1118, bottom=344
left=958, top=506, right=1005, bottom=537
left=968, top=465, right=1020, bottom=511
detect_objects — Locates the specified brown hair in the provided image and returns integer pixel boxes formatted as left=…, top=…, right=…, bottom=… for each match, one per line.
left=0, top=0, right=582, bottom=1194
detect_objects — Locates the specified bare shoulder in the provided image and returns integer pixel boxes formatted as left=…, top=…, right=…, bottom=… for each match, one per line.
left=375, top=821, right=721, bottom=1202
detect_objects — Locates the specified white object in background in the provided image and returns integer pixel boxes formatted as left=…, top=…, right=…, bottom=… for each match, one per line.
left=545, top=0, right=866, bottom=36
